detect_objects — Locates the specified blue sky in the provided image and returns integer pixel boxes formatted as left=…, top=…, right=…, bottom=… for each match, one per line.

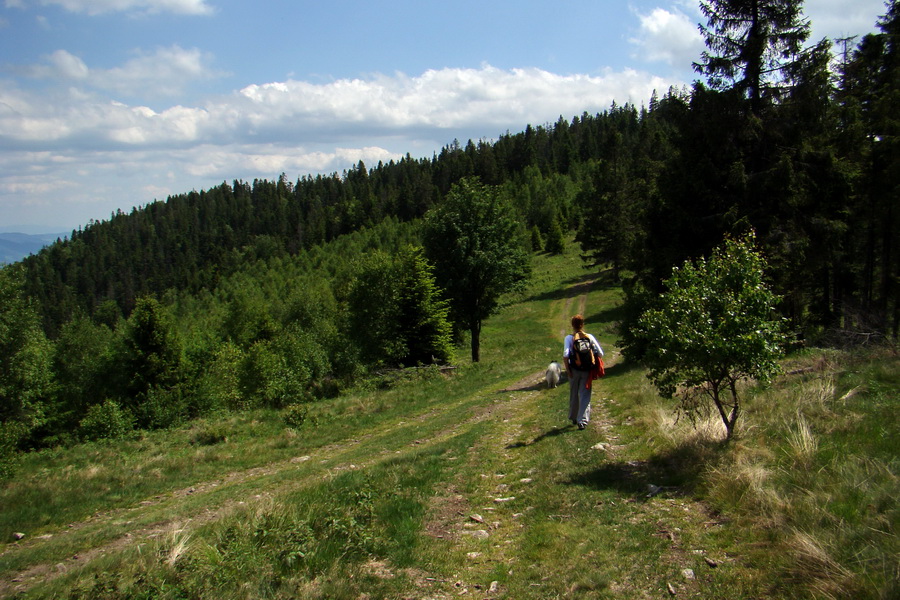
left=0, top=0, right=890, bottom=233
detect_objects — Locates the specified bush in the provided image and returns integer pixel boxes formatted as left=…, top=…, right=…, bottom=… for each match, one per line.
left=0, top=420, right=28, bottom=479
left=190, top=423, right=229, bottom=445
left=282, top=404, right=315, bottom=429
left=199, top=342, right=249, bottom=412
left=635, top=231, right=787, bottom=440
left=132, top=385, right=188, bottom=430
left=79, top=399, right=133, bottom=441
left=242, top=329, right=330, bottom=409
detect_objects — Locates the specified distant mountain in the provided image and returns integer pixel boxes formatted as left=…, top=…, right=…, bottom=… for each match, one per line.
left=0, top=232, right=65, bottom=264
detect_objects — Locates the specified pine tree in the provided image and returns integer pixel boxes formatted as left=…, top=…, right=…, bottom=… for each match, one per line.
left=694, top=0, right=810, bottom=114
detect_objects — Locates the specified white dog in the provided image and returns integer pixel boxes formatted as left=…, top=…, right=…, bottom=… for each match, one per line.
left=545, top=361, right=561, bottom=388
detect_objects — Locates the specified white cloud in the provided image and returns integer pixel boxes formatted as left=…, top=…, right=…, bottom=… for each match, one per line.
left=7, top=63, right=673, bottom=147
left=0, top=63, right=684, bottom=229
left=235, top=65, right=670, bottom=136
left=24, top=45, right=225, bottom=98
left=630, top=7, right=703, bottom=67
left=93, top=45, right=226, bottom=97
left=805, top=0, right=887, bottom=41
left=26, top=0, right=214, bottom=16
left=47, top=49, right=89, bottom=78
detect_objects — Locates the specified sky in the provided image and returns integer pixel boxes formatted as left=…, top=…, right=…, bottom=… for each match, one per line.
left=0, top=0, right=890, bottom=234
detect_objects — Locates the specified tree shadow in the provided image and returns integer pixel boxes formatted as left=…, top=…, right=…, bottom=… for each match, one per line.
left=526, top=268, right=619, bottom=303
left=597, top=358, right=643, bottom=379
left=565, top=438, right=726, bottom=501
left=586, top=303, right=626, bottom=329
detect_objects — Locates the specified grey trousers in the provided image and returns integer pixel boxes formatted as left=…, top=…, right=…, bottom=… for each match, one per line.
left=568, top=369, right=592, bottom=426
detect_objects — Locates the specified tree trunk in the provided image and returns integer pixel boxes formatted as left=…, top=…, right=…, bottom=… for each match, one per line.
left=470, top=320, right=482, bottom=363
left=726, top=380, right=741, bottom=441
left=711, top=380, right=740, bottom=441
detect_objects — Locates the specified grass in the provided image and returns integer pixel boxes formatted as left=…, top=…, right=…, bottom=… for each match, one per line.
left=1, top=242, right=897, bottom=599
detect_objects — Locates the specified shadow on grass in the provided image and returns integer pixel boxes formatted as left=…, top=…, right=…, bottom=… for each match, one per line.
left=566, top=438, right=726, bottom=501
left=586, top=303, right=626, bottom=329
left=505, top=424, right=575, bottom=449
left=499, top=379, right=551, bottom=393
left=599, top=359, right=643, bottom=379
left=526, top=268, right=620, bottom=304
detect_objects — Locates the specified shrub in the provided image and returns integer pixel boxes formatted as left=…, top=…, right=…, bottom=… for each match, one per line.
left=190, top=423, right=229, bottom=445
left=79, top=399, right=133, bottom=441
left=282, top=404, right=314, bottom=429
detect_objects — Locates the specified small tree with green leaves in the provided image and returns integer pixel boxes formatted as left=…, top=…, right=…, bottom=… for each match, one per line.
left=423, top=177, right=530, bottom=362
left=636, top=232, right=787, bottom=440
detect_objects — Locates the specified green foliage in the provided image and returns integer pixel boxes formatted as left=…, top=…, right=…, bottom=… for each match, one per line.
left=116, top=297, right=186, bottom=428
left=239, top=328, right=329, bottom=408
left=544, top=218, right=566, bottom=255
left=0, top=420, right=28, bottom=479
left=222, top=287, right=278, bottom=348
left=347, top=251, right=407, bottom=366
left=347, top=246, right=455, bottom=368
left=198, top=341, right=247, bottom=411
left=0, top=267, right=53, bottom=434
left=529, top=225, right=544, bottom=251
left=635, top=231, right=787, bottom=439
left=695, top=0, right=810, bottom=113
left=423, top=177, right=531, bottom=361
left=78, top=399, right=133, bottom=442
left=395, top=247, right=454, bottom=365
left=281, top=403, right=312, bottom=429
left=52, top=315, right=115, bottom=427
left=119, top=297, right=184, bottom=398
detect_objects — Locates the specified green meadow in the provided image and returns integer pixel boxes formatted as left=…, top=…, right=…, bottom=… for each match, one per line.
left=1, top=242, right=896, bottom=599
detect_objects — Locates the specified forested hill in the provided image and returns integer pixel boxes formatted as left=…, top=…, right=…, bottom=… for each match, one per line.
left=19, top=110, right=633, bottom=335
left=19, top=0, right=900, bottom=343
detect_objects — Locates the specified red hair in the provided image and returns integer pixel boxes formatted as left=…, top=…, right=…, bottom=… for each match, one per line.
left=571, top=314, right=585, bottom=332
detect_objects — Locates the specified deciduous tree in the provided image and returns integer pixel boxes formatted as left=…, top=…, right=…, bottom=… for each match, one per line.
left=423, top=177, right=531, bottom=362
left=635, top=232, right=787, bottom=440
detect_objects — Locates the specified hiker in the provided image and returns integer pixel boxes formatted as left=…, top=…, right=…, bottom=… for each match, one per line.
left=563, top=314, right=604, bottom=430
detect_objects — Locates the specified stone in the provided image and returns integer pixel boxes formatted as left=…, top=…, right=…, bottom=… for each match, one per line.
left=461, top=530, right=489, bottom=539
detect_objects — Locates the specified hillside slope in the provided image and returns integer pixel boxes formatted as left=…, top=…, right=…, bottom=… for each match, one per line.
left=1, top=246, right=896, bottom=599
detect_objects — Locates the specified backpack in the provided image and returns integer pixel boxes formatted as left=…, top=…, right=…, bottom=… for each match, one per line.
left=570, top=332, right=596, bottom=371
